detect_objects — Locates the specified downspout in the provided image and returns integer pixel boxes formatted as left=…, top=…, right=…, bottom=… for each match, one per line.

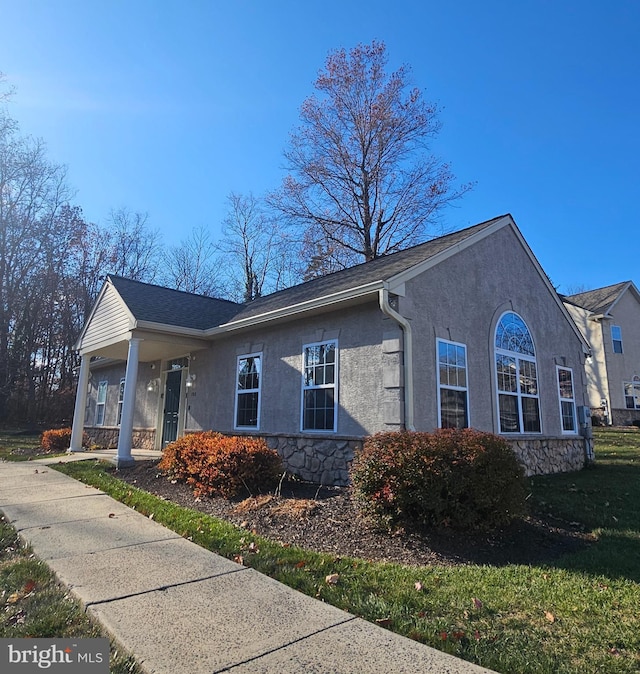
left=379, top=287, right=415, bottom=431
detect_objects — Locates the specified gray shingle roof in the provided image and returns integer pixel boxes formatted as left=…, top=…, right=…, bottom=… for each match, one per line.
left=563, top=281, right=631, bottom=315
left=108, top=276, right=244, bottom=330
left=109, top=215, right=506, bottom=330
left=227, top=216, right=505, bottom=323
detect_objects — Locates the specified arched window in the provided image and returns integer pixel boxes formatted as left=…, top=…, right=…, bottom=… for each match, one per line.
left=495, top=312, right=541, bottom=433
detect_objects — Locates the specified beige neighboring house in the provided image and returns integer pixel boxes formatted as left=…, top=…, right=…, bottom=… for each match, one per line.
left=563, top=281, right=640, bottom=426
left=69, top=214, right=594, bottom=483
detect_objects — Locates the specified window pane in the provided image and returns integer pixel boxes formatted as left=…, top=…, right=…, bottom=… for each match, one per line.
left=97, top=382, right=107, bottom=404
left=522, top=397, right=541, bottom=433
left=95, top=406, right=105, bottom=426
left=499, top=394, right=520, bottom=433
left=303, top=388, right=335, bottom=430
left=496, top=313, right=535, bottom=356
left=440, top=389, right=468, bottom=429
left=558, top=368, right=573, bottom=399
left=561, top=400, right=576, bottom=432
left=236, top=392, right=259, bottom=427
left=519, top=360, right=538, bottom=395
left=496, top=355, right=517, bottom=392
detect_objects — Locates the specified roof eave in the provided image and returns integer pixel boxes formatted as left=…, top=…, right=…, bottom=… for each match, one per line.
left=207, top=280, right=385, bottom=336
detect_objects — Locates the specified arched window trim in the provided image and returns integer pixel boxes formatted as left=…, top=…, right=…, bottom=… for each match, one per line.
left=494, top=311, right=542, bottom=434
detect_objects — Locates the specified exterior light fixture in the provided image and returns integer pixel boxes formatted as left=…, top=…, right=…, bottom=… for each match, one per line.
left=146, top=379, right=159, bottom=393
left=186, top=373, right=196, bottom=389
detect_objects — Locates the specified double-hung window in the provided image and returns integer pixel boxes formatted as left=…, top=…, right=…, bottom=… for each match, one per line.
left=302, top=340, right=337, bottom=431
left=95, top=381, right=107, bottom=426
left=611, top=325, right=623, bottom=354
left=557, top=367, right=577, bottom=433
left=624, top=377, right=640, bottom=410
left=495, top=312, right=541, bottom=433
left=117, top=378, right=125, bottom=426
left=437, top=339, right=469, bottom=429
left=235, top=353, right=261, bottom=429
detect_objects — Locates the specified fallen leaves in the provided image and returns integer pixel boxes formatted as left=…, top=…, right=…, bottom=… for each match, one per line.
left=414, top=581, right=423, bottom=592
left=325, top=573, right=339, bottom=585
left=545, top=611, right=556, bottom=623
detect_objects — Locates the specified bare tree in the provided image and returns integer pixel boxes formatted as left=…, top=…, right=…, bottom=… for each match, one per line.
left=107, top=207, right=161, bottom=282
left=270, top=40, right=472, bottom=275
left=161, top=226, right=222, bottom=296
left=221, top=192, right=298, bottom=302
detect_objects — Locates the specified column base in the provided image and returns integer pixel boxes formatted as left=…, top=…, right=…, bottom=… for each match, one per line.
left=115, top=456, right=136, bottom=469
left=67, top=447, right=86, bottom=454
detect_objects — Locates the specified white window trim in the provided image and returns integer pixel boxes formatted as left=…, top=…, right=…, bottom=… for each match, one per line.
left=623, top=379, right=640, bottom=410
left=436, top=338, right=470, bottom=429
left=611, top=325, right=623, bottom=354
left=301, top=339, right=338, bottom=433
left=95, top=380, right=107, bottom=426
left=556, top=366, right=578, bottom=434
left=117, top=378, right=125, bottom=426
left=234, top=352, right=262, bottom=430
left=494, top=312, right=542, bottom=435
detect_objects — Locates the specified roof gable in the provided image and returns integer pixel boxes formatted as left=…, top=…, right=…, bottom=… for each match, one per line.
left=108, top=276, right=243, bottom=330
left=564, top=281, right=639, bottom=316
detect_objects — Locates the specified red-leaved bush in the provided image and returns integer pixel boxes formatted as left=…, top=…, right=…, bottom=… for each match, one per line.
left=41, top=428, right=87, bottom=453
left=350, top=429, right=527, bottom=530
left=158, top=431, right=283, bottom=498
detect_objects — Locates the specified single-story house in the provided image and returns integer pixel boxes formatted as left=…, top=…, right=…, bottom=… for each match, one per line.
left=563, top=281, right=640, bottom=426
left=69, top=214, right=594, bottom=484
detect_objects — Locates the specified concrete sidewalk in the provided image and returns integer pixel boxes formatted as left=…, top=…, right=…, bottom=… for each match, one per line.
left=0, top=458, right=494, bottom=674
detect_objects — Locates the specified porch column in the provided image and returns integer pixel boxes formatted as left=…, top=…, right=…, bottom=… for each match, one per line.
left=116, top=338, right=141, bottom=468
left=68, top=355, right=91, bottom=453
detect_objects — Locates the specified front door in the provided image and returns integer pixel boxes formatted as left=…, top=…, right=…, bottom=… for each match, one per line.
left=162, top=370, right=182, bottom=446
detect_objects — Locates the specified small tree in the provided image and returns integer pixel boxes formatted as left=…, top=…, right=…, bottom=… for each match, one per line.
left=271, top=40, right=472, bottom=276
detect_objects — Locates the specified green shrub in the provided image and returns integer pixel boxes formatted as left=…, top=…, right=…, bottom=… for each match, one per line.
left=158, top=431, right=283, bottom=498
left=350, top=429, right=527, bottom=530
left=41, top=428, right=87, bottom=453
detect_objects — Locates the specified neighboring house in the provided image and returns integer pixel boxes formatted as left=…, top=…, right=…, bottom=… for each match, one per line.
left=69, top=214, right=593, bottom=484
left=563, top=281, right=640, bottom=426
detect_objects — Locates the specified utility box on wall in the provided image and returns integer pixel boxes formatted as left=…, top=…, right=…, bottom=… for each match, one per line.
left=577, top=405, right=593, bottom=439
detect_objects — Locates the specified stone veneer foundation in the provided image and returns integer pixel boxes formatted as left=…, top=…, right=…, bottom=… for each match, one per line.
left=84, top=427, right=591, bottom=485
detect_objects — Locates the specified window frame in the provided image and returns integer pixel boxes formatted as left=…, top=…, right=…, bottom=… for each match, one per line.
left=436, top=338, right=470, bottom=429
left=301, top=339, right=338, bottom=433
left=116, top=378, right=125, bottom=426
left=95, top=380, right=108, bottom=426
left=611, top=325, right=623, bottom=354
left=556, top=366, right=577, bottom=434
left=234, top=352, right=262, bottom=430
left=494, top=312, right=542, bottom=435
left=624, top=378, right=640, bottom=410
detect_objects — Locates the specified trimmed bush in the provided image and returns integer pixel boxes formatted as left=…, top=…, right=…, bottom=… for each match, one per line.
left=41, top=428, right=87, bottom=453
left=350, top=429, right=527, bottom=531
left=158, top=431, right=283, bottom=498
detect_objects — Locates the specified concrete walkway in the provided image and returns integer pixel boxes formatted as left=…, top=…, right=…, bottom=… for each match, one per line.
left=0, top=456, right=494, bottom=674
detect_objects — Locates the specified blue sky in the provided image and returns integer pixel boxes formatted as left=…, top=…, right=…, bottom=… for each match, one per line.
left=1, top=0, right=638, bottom=293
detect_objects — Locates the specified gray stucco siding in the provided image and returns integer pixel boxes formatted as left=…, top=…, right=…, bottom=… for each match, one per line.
left=402, top=225, right=587, bottom=437
left=185, top=300, right=393, bottom=437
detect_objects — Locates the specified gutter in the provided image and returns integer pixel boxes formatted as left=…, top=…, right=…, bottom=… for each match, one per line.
left=379, top=286, right=415, bottom=431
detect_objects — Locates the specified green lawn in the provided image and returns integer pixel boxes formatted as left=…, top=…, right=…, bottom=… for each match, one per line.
left=47, top=427, right=640, bottom=674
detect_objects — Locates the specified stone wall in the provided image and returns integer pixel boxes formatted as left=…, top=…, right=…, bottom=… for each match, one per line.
left=263, top=434, right=362, bottom=486
left=85, top=427, right=156, bottom=450
left=508, top=436, right=592, bottom=476
left=610, top=408, right=640, bottom=427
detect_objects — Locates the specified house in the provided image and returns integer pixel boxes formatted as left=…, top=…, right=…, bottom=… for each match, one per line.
left=563, top=281, right=640, bottom=426
left=69, top=214, right=594, bottom=484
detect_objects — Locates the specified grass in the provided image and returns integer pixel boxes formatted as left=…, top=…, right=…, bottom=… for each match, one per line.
left=48, top=427, right=640, bottom=674
left=0, top=429, right=65, bottom=462
left=0, top=516, right=142, bottom=673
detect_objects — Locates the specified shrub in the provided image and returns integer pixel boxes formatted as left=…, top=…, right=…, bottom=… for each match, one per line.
left=350, top=429, right=527, bottom=531
left=41, top=428, right=88, bottom=453
left=158, top=431, right=283, bottom=498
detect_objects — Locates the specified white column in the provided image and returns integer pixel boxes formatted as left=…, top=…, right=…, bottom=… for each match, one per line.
left=68, top=355, right=91, bottom=453
left=116, top=338, right=141, bottom=468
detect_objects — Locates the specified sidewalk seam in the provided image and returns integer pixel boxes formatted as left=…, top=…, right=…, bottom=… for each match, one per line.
left=213, top=616, right=359, bottom=673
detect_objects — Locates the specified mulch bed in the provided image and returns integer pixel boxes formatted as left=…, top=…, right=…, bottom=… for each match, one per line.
left=113, top=460, right=594, bottom=567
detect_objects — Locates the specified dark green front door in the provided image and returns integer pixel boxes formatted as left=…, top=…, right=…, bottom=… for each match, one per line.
left=162, top=370, right=182, bottom=446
